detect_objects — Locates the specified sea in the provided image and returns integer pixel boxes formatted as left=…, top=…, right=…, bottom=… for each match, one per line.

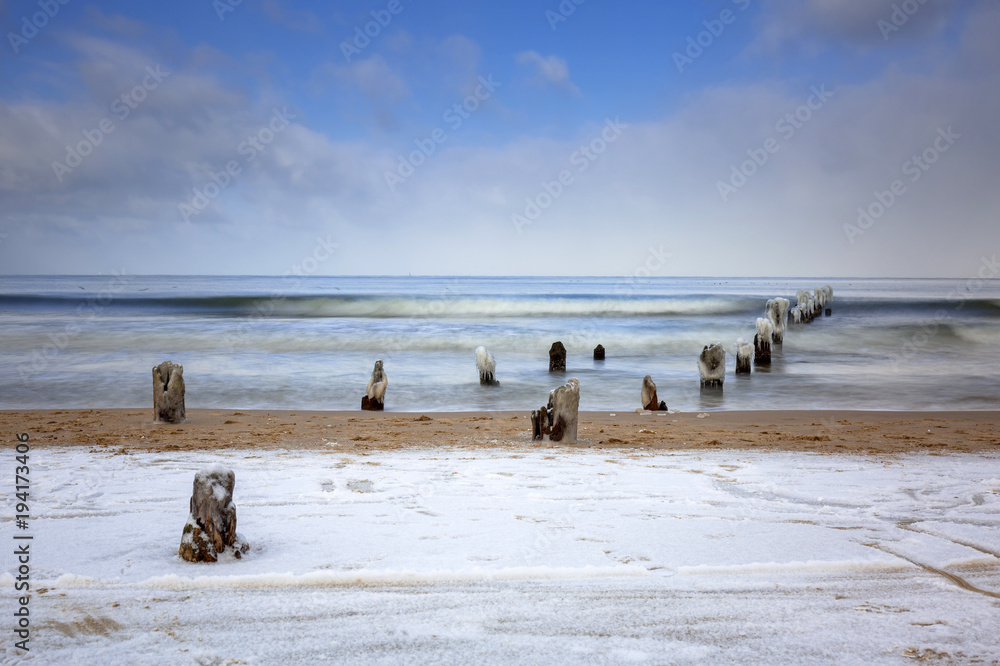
left=1, top=275, right=998, bottom=412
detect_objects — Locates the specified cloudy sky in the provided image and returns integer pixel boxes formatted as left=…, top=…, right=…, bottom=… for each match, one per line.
left=0, top=0, right=996, bottom=276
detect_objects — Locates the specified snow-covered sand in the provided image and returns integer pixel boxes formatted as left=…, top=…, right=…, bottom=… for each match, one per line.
left=4, top=446, right=999, bottom=664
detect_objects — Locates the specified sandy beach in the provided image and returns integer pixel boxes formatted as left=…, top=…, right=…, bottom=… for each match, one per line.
left=5, top=408, right=1000, bottom=456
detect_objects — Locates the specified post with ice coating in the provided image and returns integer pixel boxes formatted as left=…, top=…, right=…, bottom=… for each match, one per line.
left=179, top=465, right=249, bottom=562
left=736, top=338, right=752, bottom=375
left=362, top=359, right=388, bottom=410
left=549, top=341, right=566, bottom=372
left=475, top=346, right=499, bottom=385
left=153, top=360, right=186, bottom=424
left=754, top=317, right=773, bottom=365
left=766, top=297, right=789, bottom=345
left=549, top=377, right=580, bottom=443
left=641, top=375, right=666, bottom=411
left=531, top=377, right=580, bottom=443
left=699, top=343, right=726, bottom=389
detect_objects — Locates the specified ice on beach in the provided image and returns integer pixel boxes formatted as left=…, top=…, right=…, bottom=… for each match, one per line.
left=2, top=445, right=999, bottom=664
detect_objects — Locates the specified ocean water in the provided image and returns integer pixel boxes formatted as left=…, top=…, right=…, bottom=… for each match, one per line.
left=1, top=275, right=998, bottom=412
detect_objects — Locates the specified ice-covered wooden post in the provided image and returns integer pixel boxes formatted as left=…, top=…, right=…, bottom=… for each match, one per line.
left=475, top=346, right=499, bottom=385
left=549, top=341, right=566, bottom=372
left=179, top=465, right=249, bottom=562
left=362, top=359, right=387, bottom=411
left=736, top=338, right=753, bottom=375
left=641, top=375, right=665, bottom=411
left=549, top=377, right=579, bottom=443
left=797, top=290, right=813, bottom=323
left=593, top=344, right=605, bottom=360
left=754, top=318, right=773, bottom=365
left=699, top=343, right=725, bottom=389
left=152, top=361, right=186, bottom=424
left=531, top=377, right=580, bottom=443
left=766, top=297, right=789, bottom=345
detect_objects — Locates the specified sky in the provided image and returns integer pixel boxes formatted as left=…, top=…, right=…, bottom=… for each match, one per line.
left=0, top=0, right=996, bottom=277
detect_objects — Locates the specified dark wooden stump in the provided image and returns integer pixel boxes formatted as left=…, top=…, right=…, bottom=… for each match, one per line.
left=754, top=333, right=771, bottom=365
left=361, top=396, right=384, bottom=411
left=549, top=341, right=566, bottom=372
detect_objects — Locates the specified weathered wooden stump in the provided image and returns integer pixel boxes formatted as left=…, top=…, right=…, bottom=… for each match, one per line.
left=698, top=343, right=726, bottom=389
left=549, top=341, right=566, bottom=372
left=641, top=375, right=660, bottom=411
left=179, top=465, right=248, bottom=562
left=754, top=317, right=772, bottom=365
left=531, top=378, right=580, bottom=442
left=736, top=338, right=753, bottom=375
left=475, top=346, right=499, bottom=385
left=825, top=308, right=832, bottom=316
left=530, top=405, right=550, bottom=441
left=548, top=377, right=580, bottom=443
left=593, top=344, right=605, bottom=361
left=153, top=361, right=186, bottom=424
left=362, top=359, right=387, bottom=411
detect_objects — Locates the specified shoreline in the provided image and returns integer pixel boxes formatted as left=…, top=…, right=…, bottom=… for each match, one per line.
left=4, top=408, right=999, bottom=455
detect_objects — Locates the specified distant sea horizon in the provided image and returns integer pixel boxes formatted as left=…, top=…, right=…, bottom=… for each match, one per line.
left=2, top=275, right=998, bottom=412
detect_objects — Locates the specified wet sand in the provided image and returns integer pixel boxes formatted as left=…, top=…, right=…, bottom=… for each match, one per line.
left=3, top=408, right=999, bottom=456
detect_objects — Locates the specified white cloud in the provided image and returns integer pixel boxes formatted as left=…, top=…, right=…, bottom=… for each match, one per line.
left=261, top=0, right=323, bottom=34
left=751, top=0, right=963, bottom=54
left=1, top=6, right=998, bottom=277
left=515, top=51, right=579, bottom=94
left=330, top=55, right=410, bottom=106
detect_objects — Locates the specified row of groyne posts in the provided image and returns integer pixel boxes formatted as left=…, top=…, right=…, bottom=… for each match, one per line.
left=153, top=288, right=833, bottom=563
left=531, top=286, right=834, bottom=445
left=712, top=285, right=835, bottom=384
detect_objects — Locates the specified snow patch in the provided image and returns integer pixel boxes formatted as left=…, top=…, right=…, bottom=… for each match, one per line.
left=139, top=565, right=650, bottom=590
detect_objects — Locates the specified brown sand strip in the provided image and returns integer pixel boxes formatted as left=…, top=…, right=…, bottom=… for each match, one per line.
left=2, top=409, right=999, bottom=456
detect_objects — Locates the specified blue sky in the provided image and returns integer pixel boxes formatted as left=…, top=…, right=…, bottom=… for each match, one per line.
left=0, top=0, right=996, bottom=276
